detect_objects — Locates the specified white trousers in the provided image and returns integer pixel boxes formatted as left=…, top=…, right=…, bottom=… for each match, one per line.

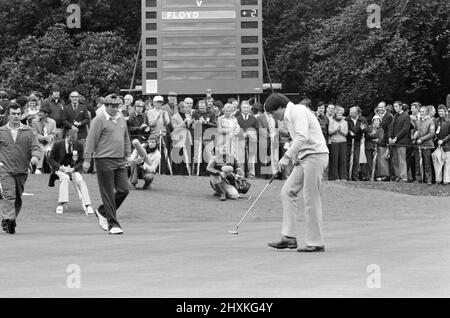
left=281, top=154, right=328, bottom=247
left=56, top=171, right=91, bottom=206
left=237, top=138, right=257, bottom=176
left=436, top=151, right=450, bottom=183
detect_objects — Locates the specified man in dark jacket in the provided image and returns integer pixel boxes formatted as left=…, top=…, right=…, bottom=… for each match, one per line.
left=377, top=102, right=393, bottom=180
left=0, top=103, right=41, bottom=234
left=435, top=105, right=450, bottom=184
left=316, top=102, right=329, bottom=140
left=48, top=129, right=93, bottom=215
left=127, top=100, right=149, bottom=141
left=389, top=101, right=411, bottom=182
left=346, top=106, right=368, bottom=181
left=236, top=100, right=259, bottom=178
left=62, top=91, right=91, bottom=144
left=41, top=84, right=65, bottom=140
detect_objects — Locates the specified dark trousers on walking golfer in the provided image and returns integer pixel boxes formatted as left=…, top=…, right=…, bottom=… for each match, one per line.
left=95, top=158, right=129, bottom=229
left=0, top=173, right=27, bottom=220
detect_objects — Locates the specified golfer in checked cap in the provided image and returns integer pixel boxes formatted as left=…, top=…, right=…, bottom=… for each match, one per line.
left=265, top=93, right=329, bottom=252
left=83, top=94, right=131, bottom=235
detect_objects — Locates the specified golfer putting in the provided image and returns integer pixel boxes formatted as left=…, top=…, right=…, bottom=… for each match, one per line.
left=264, top=93, right=329, bottom=253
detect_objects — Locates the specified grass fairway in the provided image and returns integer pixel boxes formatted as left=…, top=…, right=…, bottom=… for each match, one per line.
left=1, top=174, right=449, bottom=297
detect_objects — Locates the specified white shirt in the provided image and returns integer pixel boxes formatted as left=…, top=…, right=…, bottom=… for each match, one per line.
left=7, top=122, right=24, bottom=143
left=102, top=108, right=121, bottom=124
left=284, top=102, right=329, bottom=160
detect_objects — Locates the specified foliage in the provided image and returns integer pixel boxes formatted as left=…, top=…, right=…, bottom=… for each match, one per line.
left=263, top=0, right=450, bottom=112
left=0, top=0, right=448, bottom=110
left=0, top=0, right=139, bottom=99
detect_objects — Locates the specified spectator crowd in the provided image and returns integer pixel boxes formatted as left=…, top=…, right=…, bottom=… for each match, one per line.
left=1, top=86, right=449, bottom=187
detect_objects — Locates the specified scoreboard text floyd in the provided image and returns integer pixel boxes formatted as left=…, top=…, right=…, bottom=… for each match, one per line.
left=141, top=0, right=263, bottom=95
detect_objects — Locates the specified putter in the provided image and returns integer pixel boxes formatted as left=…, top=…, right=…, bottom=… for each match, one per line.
left=228, top=172, right=279, bottom=235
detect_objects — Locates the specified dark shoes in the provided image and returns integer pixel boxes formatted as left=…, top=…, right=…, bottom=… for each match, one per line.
left=268, top=236, right=325, bottom=252
left=297, top=246, right=325, bottom=253
left=2, top=219, right=16, bottom=234
left=268, top=236, right=298, bottom=249
left=143, top=183, right=152, bottom=190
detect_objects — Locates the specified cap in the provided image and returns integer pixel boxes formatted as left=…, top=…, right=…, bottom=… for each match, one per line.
left=104, top=94, right=122, bottom=105
left=167, top=92, right=177, bottom=97
left=153, top=95, right=164, bottom=103
left=372, top=115, right=382, bottom=121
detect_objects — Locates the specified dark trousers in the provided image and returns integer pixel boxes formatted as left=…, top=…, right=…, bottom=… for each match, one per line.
left=329, top=142, right=347, bottom=180
left=414, top=148, right=432, bottom=183
left=0, top=172, right=27, bottom=220
left=406, top=146, right=416, bottom=181
left=364, top=148, right=378, bottom=180
left=346, top=140, right=361, bottom=180
left=158, top=135, right=172, bottom=175
left=95, top=158, right=129, bottom=228
left=172, top=146, right=191, bottom=175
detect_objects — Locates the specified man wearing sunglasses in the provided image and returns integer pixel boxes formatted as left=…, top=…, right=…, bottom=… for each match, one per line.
left=83, top=94, right=131, bottom=235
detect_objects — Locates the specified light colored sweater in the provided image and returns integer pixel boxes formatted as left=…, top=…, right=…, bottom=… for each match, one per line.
left=328, top=118, right=348, bottom=143
left=84, top=111, right=131, bottom=160
left=284, top=102, right=329, bottom=160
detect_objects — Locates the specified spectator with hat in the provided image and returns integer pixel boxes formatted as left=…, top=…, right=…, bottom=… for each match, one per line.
left=83, top=93, right=131, bottom=235
left=31, top=103, right=57, bottom=174
left=41, top=84, right=65, bottom=140
left=146, top=95, right=171, bottom=174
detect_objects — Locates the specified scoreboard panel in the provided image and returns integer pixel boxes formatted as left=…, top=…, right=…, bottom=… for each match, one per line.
left=141, top=0, right=263, bottom=95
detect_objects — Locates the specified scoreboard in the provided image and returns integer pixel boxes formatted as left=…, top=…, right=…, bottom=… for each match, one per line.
left=141, top=0, right=263, bottom=95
